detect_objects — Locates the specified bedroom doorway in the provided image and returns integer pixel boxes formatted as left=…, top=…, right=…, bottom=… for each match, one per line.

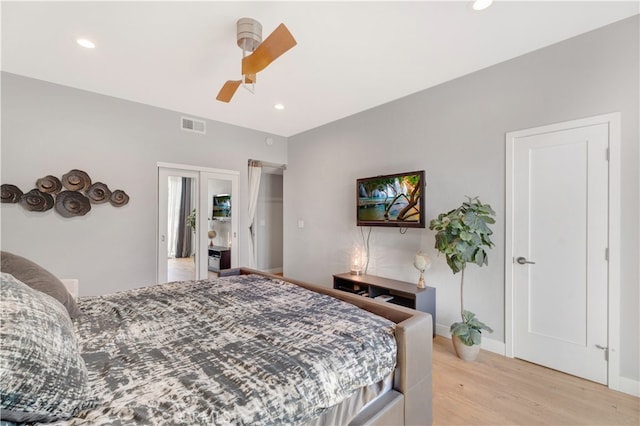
left=158, top=164, right=239, bottom=284
left=505, top=113, right=620, bottom=388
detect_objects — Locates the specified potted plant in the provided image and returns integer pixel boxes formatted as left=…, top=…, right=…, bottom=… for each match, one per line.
left=187, top=209, right=196, bottom=232
left=186, top=209, right=197, bottom=262
left=429, top=196, right=495, bottom=361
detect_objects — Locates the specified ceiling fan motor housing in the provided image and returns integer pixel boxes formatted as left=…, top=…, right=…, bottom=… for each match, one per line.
left=237, top=18, right=262, bottom=52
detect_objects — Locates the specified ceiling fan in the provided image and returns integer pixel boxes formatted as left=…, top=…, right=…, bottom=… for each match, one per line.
left=216, top=18, right=297, bottom=103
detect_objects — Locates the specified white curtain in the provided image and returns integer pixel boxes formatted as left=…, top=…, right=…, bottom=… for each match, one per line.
left=247, top=160, right=262, bottom=268
left=167, top=176, right=182, bottom=258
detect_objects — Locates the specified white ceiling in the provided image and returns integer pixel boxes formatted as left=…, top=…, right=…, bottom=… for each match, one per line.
left=2, top=1, right=638, bottom=137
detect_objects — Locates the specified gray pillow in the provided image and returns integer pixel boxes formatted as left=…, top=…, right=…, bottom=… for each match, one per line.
left=0, top=251, right=81, bottom=319
left=0, top=273, right=92, bottom=422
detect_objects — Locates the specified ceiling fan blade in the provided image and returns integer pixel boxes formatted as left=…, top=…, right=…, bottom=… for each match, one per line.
left=216, top=80, right=242, bottom=103
left=242, top=23, right=297, bottom=76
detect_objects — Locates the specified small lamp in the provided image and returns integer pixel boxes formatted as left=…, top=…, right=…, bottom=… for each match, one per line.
left=207, top=230, right=216, bottom=247
left=350, top=246, right=366, bottom=275
left=413, top=251, right=431, bottom=288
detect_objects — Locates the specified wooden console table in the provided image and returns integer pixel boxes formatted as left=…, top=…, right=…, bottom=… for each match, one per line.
left=333, top=272, right=436, bottom=337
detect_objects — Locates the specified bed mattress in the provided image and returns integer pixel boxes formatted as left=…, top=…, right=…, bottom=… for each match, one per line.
left=59, top=274, right=397, bottom=425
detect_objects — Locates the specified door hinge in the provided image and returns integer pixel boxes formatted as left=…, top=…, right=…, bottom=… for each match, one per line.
left=606, top=147, right=610, bottom=161
left=595, top=344, right=609, bottom=361
left=605, top=247, right=609, bottom=261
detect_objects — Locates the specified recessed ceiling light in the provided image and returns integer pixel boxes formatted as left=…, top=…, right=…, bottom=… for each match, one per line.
left=77, top=38, right=95, bottom=49
left=274, top=103, right=285, bottom=110
left=472, top=0, right=493, bottom=11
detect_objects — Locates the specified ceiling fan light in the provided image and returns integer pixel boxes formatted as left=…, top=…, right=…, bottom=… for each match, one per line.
left=472, top=0, right=493, bottom=11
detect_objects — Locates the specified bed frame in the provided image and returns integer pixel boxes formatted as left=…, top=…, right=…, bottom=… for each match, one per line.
left=62, top=270, right=432, bottom=425
left=222, top=268, right=433, bottom=426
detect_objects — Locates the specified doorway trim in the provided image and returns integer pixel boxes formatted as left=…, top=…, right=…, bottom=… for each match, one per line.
left=504, top=113, right=621, bottom=391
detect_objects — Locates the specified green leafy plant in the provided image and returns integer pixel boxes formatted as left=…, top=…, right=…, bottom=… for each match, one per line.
left=187, top=209, right=196, bottom=232
left=450, top=310, right=493, bottom=346
left=429, top=196, right=495, bottom=346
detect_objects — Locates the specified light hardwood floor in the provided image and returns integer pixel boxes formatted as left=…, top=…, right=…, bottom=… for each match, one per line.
left=167, top=257, right=217, bottom=282
left=432, top=336, right=639, bottom=425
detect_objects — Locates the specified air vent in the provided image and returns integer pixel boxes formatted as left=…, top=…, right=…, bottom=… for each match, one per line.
left=181, top=116, right=206, bottom=134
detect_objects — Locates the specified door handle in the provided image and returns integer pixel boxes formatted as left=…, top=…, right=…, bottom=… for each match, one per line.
left=595, top=344, right=609, bottom=361
left=516, top=256, right=536, bottom=265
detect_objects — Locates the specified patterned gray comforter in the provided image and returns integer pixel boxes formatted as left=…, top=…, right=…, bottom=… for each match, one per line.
left=64, top=274, right=397, bottom=425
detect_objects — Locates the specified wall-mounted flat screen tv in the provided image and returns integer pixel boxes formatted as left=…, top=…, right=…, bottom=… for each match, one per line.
left=357, top=170, right=425, bottom=228
left=212, top=194, right=231, bottom=218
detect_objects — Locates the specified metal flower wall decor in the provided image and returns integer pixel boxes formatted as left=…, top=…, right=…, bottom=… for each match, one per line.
left=1, top=169, right=129, bottom=218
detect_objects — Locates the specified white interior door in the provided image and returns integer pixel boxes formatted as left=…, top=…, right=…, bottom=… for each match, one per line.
left=510, top=122, right=609, bottom=384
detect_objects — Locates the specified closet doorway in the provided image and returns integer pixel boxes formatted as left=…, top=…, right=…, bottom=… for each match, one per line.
left=158, top=163, right=239, bottom=283
left=252, top=163, right=284, bottom=274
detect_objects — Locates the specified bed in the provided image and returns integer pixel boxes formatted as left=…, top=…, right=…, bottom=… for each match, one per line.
left=0, top=253, right=432, bottom=425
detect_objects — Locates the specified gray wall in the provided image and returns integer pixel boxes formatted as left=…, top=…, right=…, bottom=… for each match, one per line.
left=1, top=72, right=287, bottom=296
left=285, top=16, right=639, bottom=382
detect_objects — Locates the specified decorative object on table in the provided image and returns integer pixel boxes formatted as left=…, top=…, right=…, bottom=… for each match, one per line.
left=19, top=189, right=54, bottom=212
left=35, top=175, right=63, bottom=194
left=1, top=169, right=128, bottom=217
left=350, top=244, right=366, bottom=276
left=61, top=169, right=91, bottom=191
left=109, top=190, right=129, bottom=207
left=86, top=182, right=112, bottom=204
left=429, top=196, right=495, bottom=361
left=413, top=251, right=431, bottom=289
left=1, top=184, right=23, bottom=203
left=208, top=230, right=217, bottom=247
left=55, top=191, right=92, bottom=217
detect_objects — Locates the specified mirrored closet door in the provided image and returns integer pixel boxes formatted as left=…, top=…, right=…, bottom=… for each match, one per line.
left=158, top=164, right=239, bottom=284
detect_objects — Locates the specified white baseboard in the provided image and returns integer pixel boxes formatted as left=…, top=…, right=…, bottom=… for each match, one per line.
left=435, top=323, right=506, bottom=356
left=617, top=377, right=640, bottom=397
left=435, top=323, right=450, bottom=338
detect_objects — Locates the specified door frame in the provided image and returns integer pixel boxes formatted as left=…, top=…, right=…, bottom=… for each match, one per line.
left=504, top=112, right=621, bottom=390
left=157, top=162, right=239, bottom=283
